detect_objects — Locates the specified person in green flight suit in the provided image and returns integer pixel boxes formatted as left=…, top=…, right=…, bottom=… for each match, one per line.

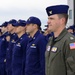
left=45, top=5, right=75, bottom=75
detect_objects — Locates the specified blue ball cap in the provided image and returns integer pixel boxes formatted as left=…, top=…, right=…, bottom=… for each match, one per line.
left=67, top=26, right=75, bottom=30
left=26, top=16, right=41, bottom=26
left=0, top=29, right=1, bottom=32
left=13, top=19, right=26, bottom=27
left=46, top=5, right=69, bottom=16
left=8, top=19, right=17, bottom=26
left=1, top=21, right=8, bottom=27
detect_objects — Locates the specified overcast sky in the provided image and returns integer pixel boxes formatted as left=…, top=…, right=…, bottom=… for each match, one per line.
left=0, top=0, right=68, bottom=29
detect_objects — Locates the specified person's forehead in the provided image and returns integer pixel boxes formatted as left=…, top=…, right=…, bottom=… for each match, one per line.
left=8, top=23, right=12, bottom=26
left=48, top=14, right=59, bottom=19
left=26, top=23, right=33, bottom=26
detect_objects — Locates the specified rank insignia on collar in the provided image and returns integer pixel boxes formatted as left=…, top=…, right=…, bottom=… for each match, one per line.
left=17, top=43, right=21, bottom=47
left=2, top=38, right=5, bottom=41
left=70, top=37, right=74, bottom=40
left=12, top=40, right=15, bottom=43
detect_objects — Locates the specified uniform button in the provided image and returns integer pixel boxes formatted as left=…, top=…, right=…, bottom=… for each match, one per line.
left=4, top=59, right=6, bottom=62
left=33, top=37, right=35, bottom=39
left=7, top=48, right=9, bottom=51
left=21, top=38, right=22, bottom=39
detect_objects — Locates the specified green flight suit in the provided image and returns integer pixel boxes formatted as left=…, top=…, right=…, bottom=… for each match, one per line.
left=45, top=28, right=75, bottom=75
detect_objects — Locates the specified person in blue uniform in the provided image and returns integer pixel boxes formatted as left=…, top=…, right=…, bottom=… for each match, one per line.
left=12, top=19, right=29, bottom=75
left=25, top=16, right=47, bottom=75
left=67, top=25, right=75, bottom=35
left=6, top=19, right=18, bottom=75
left=0, top=21, right=9, bottom=75
left=43, top=27, right=53, bottom=42
left=0, top=25, right=2, bottom=36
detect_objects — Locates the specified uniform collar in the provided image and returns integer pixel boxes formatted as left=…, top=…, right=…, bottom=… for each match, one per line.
left=32, top=30, right=40, bottom=40
left=52, top=28, right=68, bottom=42
left=29, top=30, right=40, bottom=42
left=19, top=33, right=27, bottom=40
left=15, top=33, right=27, bottom=43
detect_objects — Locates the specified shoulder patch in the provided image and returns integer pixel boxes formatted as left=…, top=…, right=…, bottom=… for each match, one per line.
left=70, top=43, right=75, bottom=49
left=70, top=37, right=74, bottom=40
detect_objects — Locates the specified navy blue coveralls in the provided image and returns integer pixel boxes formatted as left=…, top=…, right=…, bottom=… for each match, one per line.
left=6, top=33, right=18, bottom=75
left=12, top=33, right=29, bottom=75
left=44, top=32, right=53, bottom=42
left=0, top=32, right=9, bottom=75
left=25, top=31, right=47, bottom=75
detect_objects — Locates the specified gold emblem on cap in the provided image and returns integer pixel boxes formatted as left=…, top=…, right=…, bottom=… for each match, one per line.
left=18, top=20, right=20, bottom=23
left=49, top=11, right=52, bottom=14
left=28, top=18, right=30, bottom=21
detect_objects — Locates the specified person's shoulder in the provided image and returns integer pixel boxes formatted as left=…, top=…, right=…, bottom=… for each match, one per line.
left=36, top=33, right=46, bottom=41
left=64, top=32, right=75, bottom=43
left=67, top=32, right=75, bottom=38
left=38, top=32, right=44, bottom=37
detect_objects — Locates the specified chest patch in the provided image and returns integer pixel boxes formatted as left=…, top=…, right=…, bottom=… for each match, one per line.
left=46, top=46, right=51, bottom=51
left=16, top=43, right=21, bottom=47
left=51, top=47, right=57, bottom=52
left=30, top=44, right=36, bottom=48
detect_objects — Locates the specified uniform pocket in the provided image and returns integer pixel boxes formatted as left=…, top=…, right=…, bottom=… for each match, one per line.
left=66, top=56, right=75, bottom=74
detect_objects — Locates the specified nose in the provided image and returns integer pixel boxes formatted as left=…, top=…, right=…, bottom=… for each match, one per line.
left=47, top=21, right=50, bottom=25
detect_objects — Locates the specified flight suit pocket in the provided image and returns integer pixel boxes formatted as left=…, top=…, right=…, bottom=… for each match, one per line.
left=66, top=56, right=75, bottom=74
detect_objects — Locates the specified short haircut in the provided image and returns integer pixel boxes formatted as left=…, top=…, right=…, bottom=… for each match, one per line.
left=57, top=14, right=68, bottom=25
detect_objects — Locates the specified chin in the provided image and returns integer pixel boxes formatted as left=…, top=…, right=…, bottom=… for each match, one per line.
left=26, top=30, right=29, bottom=33
left=15, top=32, right=17, bottom=33
left=47, top=28, right=51, bottom=31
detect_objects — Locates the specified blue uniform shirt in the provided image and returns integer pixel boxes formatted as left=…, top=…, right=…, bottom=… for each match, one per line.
left=0, top=32, right=9, bottom=75
left=45, top=32, right=53, bottom=42
left=25, top=30, right=47, bottom=75
left=0, top=32, right=9, bottom=63
left=6, top=33, right=18, bottom=74
left=12, top=33, right=29, bottom=75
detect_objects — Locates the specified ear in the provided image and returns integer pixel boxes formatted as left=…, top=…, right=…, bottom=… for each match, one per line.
left=60, top=17, right=65, bottom=25
left=33, top=24, right=37, bottom=28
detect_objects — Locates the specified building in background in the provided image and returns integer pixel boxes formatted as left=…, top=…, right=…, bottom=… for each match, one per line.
left=67, top=0, right=75, bottom=27
left=73, top=0, right=75, bottom=25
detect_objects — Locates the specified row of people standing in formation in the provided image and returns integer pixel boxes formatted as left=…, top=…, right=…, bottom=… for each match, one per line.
left=0, top=5, right=75, bottom=75
left=0, top=17, right=53, bottom=75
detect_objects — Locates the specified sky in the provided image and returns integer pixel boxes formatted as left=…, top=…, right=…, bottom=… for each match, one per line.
left=0, top=0, right=68, bottom=29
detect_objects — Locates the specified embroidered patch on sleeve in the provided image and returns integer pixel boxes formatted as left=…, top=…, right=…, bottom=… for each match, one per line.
left=70, top=43, right=75, bottom=49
